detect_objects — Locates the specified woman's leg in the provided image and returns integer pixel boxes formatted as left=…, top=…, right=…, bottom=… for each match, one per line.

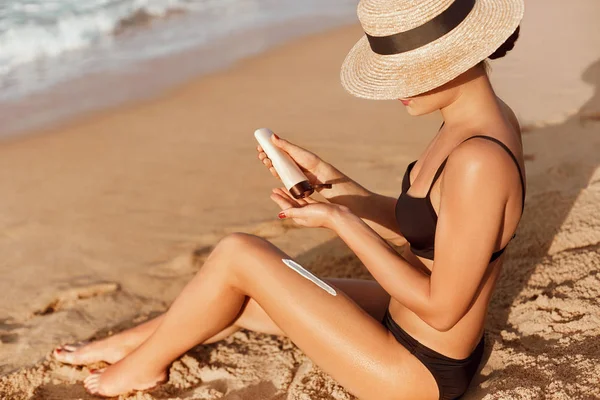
left=84, top=233, right=438, bottom=400
left=53, top=313, right=242, bottom=365
left=54, top=315, right=166, bottom=365
left=53, top=279, right=388, bottom=365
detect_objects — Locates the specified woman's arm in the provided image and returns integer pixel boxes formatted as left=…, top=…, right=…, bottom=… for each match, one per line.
left=315, top=161, right=407, bottom=246
left=326, top=142, right=509, bottom=331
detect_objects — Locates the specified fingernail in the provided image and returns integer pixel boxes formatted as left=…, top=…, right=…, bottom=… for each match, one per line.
left=90, top=369, right=97, bottom=373
left=56, top=349, right=62, bottom=353
left=273, top=133, right=279, bottom=140
left=278, top=212, right=286, bottom=219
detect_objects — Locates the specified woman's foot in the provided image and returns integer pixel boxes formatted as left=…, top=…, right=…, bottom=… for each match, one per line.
left=54, top=315, right=166, bottom=366
left=53, top=336, right=134, bottom=366
left=83, top=361, right=168, bottom=397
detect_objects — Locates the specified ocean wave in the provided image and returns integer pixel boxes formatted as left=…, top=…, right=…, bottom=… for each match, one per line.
left=0, top=0, right=359, bottom=103
left=113, top=7, right=186, bottom=35
left=0, top=0, right=199, bottom=76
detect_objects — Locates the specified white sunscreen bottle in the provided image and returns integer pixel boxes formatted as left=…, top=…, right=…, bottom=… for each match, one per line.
left=254, top=128, right=314, bottom=199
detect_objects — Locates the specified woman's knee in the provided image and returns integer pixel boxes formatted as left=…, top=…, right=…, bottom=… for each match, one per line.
left=207, top=232, right=252, bottom=267
left=216, top=232, right=267, bottom=256
left=210, top=233, right=271, bottom=277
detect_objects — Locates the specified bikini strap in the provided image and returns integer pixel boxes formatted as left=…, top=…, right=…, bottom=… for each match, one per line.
left=422, top=121, right=447, bottom=196
left=402, top=160, right=417, bottom=192
left=426, top=159, right=448, bottom=197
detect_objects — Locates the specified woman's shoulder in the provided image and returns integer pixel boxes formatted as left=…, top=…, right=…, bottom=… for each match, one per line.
left=442, top=127, right=525, bottom=208
left=446, top=137, right=512, bottom=176
left=440, top=138, right=520, bottom=214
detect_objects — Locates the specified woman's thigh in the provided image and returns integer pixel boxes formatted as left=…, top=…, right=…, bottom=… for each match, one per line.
left=235, top=278, right=391, bottom=336
left=216, top=233, right=438, bottom=400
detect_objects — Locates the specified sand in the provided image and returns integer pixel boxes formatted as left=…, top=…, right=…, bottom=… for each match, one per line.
left=1, top=0, right=599, bottom=399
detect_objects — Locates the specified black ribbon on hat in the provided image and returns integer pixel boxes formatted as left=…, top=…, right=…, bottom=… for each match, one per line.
left=366, top=0, right=476, bottom=55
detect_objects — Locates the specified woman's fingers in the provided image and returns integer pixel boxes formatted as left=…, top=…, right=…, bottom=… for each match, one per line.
left=272, top=187, right=289, bottom=199
left=272, top=188, right=296, bottom=204
left=274, top=187, right=317, bottom=206
left=257, top=148, right=276, bottom=170
left=273, top=188, right=309, bottom=206
left=258, top=149, right=279, bottom=177
left=270, top=191, right=298, bottom=210
left=303, top=196, right=318, bottom=204
left=258, top=152, right=272, bottom=167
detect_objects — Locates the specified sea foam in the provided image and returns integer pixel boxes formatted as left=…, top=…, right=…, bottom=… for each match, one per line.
left=0, top=0, right=202, bottom=77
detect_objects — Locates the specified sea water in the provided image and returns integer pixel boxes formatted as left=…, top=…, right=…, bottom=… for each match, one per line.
left=0, top=0, right=358, bottom=136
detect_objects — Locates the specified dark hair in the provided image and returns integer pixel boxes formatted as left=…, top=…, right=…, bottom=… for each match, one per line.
left=478, top=25, right=520, bottom=73
left=488, top=25, right=520, bottom=60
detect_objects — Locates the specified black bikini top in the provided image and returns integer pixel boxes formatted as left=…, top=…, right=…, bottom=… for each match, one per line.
left=395, top=135, right=526, bottom=262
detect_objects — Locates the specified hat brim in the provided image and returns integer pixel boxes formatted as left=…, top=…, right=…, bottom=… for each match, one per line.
left=340, top=0, right=524, bottom=100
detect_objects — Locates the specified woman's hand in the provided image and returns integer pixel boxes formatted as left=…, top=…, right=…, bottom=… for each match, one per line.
left=270, top=187, right=348, bottom=229
left=256, top=133, right=330, bottom=185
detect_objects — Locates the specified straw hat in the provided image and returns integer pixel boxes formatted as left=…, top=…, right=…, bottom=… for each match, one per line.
left=340, top=0, right=525, bottom=100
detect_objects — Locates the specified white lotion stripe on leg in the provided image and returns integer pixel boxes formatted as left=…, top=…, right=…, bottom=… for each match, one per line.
left=281, top=259, right=337, bottom=296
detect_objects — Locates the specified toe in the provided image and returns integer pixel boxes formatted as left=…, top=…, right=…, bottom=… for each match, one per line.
left=84, top=378, right=106, bottom=398
left=91, top=368, right=106, bottom=374
left=84, top=370, right=104, bottom=384
left=84, top=384, right=99, bottom=396
left=52, top=348, right=61, bottom=358
left=53, top=348, right=73, bottom=363
left=84, top=379, right=99, bottom=394
left=84, top=374, right=97, bottom=385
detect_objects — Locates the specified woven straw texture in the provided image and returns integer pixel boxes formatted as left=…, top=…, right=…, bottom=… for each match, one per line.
left=340, top=0, right=525, bottom=100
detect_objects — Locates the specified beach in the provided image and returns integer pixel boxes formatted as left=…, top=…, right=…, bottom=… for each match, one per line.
left=1, top=0, right=599, bottom=399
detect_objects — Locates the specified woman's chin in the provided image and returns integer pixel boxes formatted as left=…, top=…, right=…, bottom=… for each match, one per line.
left=404, top=106, right=437, bottom=116
left=405, top=106, right=419, bottom=116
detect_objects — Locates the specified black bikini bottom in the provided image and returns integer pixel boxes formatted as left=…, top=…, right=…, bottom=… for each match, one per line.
left=381, top=309, right=485, bottom=400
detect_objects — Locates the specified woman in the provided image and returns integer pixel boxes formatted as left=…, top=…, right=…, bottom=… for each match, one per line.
left=53, top=0, right=526, bottom=399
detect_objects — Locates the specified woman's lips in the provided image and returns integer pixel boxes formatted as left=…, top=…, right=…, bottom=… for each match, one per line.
left=400, top=99, right=411, bottom=106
